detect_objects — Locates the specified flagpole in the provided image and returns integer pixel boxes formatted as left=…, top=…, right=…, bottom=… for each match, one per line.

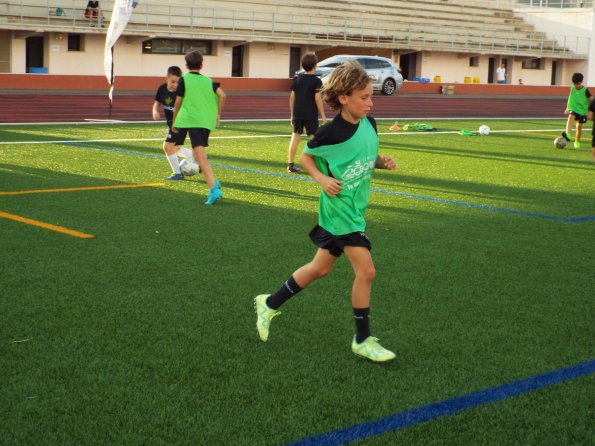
left=109, top=46, right=114, bottom=119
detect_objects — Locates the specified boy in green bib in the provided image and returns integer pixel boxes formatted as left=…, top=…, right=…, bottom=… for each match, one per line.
left=562, top=72, right=591, bottom=149
left=255, top=61, right=398, bottom=362
left=172, top=51, right=226, bottom=204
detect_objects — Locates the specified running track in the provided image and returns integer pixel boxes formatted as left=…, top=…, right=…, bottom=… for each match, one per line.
left=0, top=92, right=566, bottom=123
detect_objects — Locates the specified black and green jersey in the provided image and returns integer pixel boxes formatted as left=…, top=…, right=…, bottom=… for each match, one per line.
left=304, top=115, right=378, bottom=235
left=567, top=85, right=591, bottom=116
left=174, top=72, right=219, bottom=130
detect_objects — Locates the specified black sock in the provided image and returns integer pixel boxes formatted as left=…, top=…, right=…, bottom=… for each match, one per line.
left=266, top=276, right=303, bottom=310
left=353, top=307, right=371, bottom=343
left=288, top=162, right=294, bottom=167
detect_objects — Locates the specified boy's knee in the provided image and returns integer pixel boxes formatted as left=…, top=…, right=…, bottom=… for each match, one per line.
left=311, top=263, right=332, bottom=278
left=357, top=266, right=376, bottom=282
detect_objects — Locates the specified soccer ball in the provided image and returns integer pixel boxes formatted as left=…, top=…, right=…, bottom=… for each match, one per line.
left=180, top=158, right=199, bottom=176
left=478, top=125, right=490, bottom=136
left=554, top=137, right=567, bottom=149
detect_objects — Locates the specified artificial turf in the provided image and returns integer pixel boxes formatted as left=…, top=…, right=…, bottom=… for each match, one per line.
left=1, top=119, right=594, bottom=445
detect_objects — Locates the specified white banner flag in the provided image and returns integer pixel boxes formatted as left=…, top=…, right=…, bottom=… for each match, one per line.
left=104, top=0, right=138, bottom=100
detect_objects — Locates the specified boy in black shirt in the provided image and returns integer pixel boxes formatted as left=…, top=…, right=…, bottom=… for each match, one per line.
left=152, top=66, right=196, bottom=180
left=287, top=53, right=326, bottom=173
left=589, top=99, right=595, bottom=161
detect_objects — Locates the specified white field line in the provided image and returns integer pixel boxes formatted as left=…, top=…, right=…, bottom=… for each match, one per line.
left=0, top=128, right=589, bottom=146
left=0, top=116, right=569, bottom=126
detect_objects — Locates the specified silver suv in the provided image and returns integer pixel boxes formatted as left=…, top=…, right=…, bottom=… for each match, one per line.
left=301, top=55, right=403, bottom=96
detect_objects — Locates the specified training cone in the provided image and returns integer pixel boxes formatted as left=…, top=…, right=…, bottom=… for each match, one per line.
left=389, top=121, right=401, bottom=131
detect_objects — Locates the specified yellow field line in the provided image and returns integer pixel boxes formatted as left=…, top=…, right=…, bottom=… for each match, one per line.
left=522, top=131, right=587, bottom=141
left=0, top=210, right=94, bottom=239
left=0, top=183, right=163, bottom=196
left=522, top=131, right=562, bottom=139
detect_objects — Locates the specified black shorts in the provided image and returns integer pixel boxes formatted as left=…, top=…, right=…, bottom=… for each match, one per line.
left=292, top=118, right=319, bottom=136
left=165, top=125, right=185, bottom=145
left=173, top=128, right=211, bottom=148
left=309, top=225, right=371, bottom=257
left=569, top=111, right=588, bottom=124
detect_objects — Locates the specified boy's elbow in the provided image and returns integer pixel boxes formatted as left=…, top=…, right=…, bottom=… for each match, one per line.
left=300, top=152, right=312, bottom=164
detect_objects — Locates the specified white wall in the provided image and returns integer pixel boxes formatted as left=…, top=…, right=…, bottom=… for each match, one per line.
left=418, top=52, right=498, bottom=84
left=243, top=42, right=290, bottom=78
left=11, top=36, right=26, bottom=74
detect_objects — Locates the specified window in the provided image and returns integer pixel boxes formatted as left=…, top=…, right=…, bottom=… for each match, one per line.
left=142, top=39, right=212, bottom=55
left=522, top=58, right=543, bottom=70
left=469, top=56, right=479, bottom=67
left=68, top=34, right=82, bottom=52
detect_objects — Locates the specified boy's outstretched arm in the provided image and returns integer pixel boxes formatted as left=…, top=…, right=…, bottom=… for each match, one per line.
left=216, top=87, right=226, bottom=127
left=152, top=101, right=161, bottom=121
left=289, top=90, right=296, bottom=125
left=315, top=92, right=327, bottom=124
left=300, top=152, right=343, bottom=197
left=375, top=155, right=397, bottom=170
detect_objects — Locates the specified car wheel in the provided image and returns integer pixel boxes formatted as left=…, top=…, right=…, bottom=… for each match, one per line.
left=381, top=78, right=396, bottom=96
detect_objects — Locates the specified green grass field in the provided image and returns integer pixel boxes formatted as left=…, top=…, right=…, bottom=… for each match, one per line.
left=1, top=119, right=594, bottom=445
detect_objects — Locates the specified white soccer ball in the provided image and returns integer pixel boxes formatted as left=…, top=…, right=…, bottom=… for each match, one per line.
left=554, top=137, right=567, bottom=149
left=478, top=125, right=490, bottom=136
left=180, top=158, right=199, bottom=176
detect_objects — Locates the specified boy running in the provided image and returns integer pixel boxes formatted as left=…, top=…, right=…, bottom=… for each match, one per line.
left=172, top=51, right=226, bottom=205
left=152, top=66, right=197, bottom=180
left=562, top=72, right=591, bottom=149
left=255, top=60, right=398, bottom=362
left=287, top=53, right=327, bottom=173
left=588, top=99, right=595, bottom=161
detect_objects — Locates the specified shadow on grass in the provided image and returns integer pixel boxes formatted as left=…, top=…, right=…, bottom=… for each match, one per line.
left=380, top=139, right=595, bottom=171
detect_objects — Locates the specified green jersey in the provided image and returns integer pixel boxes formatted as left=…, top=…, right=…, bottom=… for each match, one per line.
left=304, top=116, right=378, bottom=235
left=174, top=72, right=219, bottom=130
left=567, top=85, right=590, bottom=116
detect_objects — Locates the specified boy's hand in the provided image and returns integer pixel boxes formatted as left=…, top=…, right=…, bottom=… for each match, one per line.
left=321, top=116, right=327, bottom=125
left=152, top=110, right=160, bottom=121
left=317, top=175, right=343, bottom=197
left=564, top=109, right=569, bottom=115
left=376, top=155, right=398, bottom=170
left=171, top=127, right=179, bottom=134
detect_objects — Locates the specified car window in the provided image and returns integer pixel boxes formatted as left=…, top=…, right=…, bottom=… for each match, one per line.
left=379, top=60, right=392, bottom=69
left=363, top=58, right=383, bottom=69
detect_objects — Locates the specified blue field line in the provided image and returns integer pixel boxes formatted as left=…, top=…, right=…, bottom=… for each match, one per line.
left=287, top=358, right=595, bottom=446
left=61, top=142, right=595, bottom=223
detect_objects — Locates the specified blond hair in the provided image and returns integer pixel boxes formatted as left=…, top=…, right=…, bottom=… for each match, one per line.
left=321, top=60, right=371, bottom=110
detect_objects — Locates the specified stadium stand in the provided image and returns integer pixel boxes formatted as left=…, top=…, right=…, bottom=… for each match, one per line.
left=0, top=0, right=587, bottom=58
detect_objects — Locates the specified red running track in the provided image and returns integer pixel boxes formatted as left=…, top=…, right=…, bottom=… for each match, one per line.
left=0, top=92, right=566, bottom=123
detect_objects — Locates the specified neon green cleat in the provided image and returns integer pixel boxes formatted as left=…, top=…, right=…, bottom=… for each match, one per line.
left=574, top=140, right=581, bottom=149
left=351, top=336, right=396, bottom=362
left=254, top=294, right=281, bottom=342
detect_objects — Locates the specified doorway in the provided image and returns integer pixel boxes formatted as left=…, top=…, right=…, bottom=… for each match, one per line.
left=289, top=47, right=301, bottom=78
left=488, top=57, right=495, bottom=84
left=551, top=60, right=558, bottom=85
left=26, top=36, right=44, bottom=72
left=232, top=45, right=244, bottom=77
left=399, top=52, right=417, bottom=81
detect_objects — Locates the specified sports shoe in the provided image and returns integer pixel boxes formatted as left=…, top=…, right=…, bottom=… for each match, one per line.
left=574, top=140, right=581, bottom=149
left=561, top=131, right=571, bottom=142
left=165, top=173, right=184, bottom=181
left=254, top=294, right=281, bottom=342
left=351, top=336, right=396, bottom=362
left=204, top=186, right=222, bottom=205
left=214, top=179, right=222, bottom=189
left=287, top=165, right=303, bottom=174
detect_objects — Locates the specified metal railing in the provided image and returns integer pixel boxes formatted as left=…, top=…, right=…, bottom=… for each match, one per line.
left=0, top=0, right=589, bottom=57
left=513, top=0, right=593, bottom=7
